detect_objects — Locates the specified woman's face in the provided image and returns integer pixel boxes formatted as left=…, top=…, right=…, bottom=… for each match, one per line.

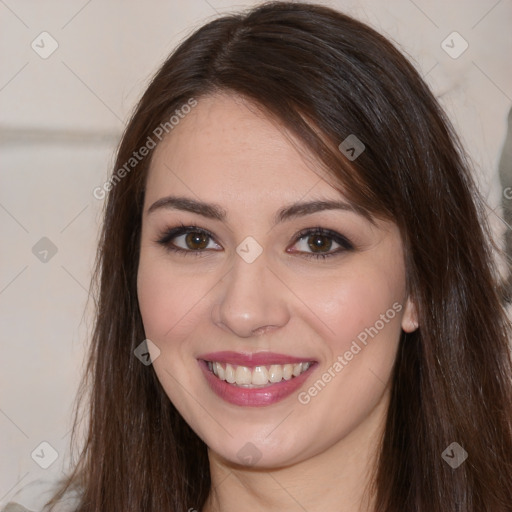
left=137, top=93, right=417, bottom=468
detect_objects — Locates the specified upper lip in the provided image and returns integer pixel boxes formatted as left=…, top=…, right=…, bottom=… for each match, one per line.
left=198, top=351, right=316, bottom=367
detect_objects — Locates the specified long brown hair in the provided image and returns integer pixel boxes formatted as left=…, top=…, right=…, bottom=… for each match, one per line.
left=48, top=2, right=512, bottom=510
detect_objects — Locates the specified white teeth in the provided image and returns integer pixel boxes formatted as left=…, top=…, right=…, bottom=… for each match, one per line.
left=252, top=366, right=269, bottom=385
left=208, top=361, right=313, bottom=387
left=268, top=364, right=283, bottom=383
left=235, top=365, right=252, bottom=385
left=225, top=363, right=236, bottom=383
left=283, top=364, right=293, bottom=380
left=215, top=362, right=225, bottom=380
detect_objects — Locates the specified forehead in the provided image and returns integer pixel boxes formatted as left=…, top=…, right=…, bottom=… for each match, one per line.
left=146, top=93, right=343, bottom=204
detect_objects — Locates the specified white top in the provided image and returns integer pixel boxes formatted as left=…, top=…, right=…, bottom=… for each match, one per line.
left=1, top=478, right=80, bottom=512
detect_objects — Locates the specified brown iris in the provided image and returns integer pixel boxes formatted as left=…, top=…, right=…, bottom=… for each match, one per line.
left=307, top=234, right=333, bottom=253
left=185, top=231, right=209, bottom=250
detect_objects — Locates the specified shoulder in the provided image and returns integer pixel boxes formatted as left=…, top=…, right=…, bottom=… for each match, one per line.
left=1, top=478, right=81, bottom=512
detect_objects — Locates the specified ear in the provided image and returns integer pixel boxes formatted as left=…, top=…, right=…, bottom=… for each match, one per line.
left=401, top=296, right=419, bottom=333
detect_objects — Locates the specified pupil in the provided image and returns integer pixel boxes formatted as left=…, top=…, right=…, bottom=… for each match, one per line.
left=186, top=232, right=208, bottom=250
left=308, top=235, right=331, bottom=252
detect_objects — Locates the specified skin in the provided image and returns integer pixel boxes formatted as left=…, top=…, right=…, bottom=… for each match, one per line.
left=137, top=93, right=418, bottom=512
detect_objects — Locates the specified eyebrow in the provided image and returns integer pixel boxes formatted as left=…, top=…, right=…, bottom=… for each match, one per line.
left=147, top=195, right=369, bottom=226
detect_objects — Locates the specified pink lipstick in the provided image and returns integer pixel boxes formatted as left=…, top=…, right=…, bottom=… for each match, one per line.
left=197, top=351, right=317, bottom=407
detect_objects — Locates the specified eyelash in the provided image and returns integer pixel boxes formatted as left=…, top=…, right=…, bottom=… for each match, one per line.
left=155, top=223, right=354, bottom=260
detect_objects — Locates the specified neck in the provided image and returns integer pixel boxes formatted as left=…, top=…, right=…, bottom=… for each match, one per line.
left=202, top=391, right=389, bottom=512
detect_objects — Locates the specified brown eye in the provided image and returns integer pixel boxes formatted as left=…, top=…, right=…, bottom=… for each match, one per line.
left=307, top=234, right=333, bottom=253
left=288, top=228, right=354, bottom=259
left=185, top=231, right=210, bottom=250
left=156, top=225, right=222, bottom=254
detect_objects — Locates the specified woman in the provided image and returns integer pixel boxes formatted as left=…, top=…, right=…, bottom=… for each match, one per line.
left=8, top=1, right=512, bottom=511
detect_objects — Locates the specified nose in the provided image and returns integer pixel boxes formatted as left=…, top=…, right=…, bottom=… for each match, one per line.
left=211, top=252, right=291, bottom=338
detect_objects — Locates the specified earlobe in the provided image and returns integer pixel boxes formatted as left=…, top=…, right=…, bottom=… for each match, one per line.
left=401, top=296, right=419, bottom=333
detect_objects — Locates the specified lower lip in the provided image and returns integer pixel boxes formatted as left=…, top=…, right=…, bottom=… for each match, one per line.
left=198, top=360, right=316, bottom=407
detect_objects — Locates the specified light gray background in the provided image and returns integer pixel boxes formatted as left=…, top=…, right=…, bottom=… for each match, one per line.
left=1, top=0, right=511, bottom=507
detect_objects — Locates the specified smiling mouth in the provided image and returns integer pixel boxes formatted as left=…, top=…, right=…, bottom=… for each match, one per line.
left=204, top=360, right=314, bottom=388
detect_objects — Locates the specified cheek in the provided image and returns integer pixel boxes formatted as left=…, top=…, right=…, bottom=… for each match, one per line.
left=299, top=265, right=404, bottom=357
left=290, top=270, right=404, bottom=442
left=137, top=254, right=210, bottom=342
left=136, top=255, right=207, bottom=417
left=293, top=265, right=404, bottom=414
